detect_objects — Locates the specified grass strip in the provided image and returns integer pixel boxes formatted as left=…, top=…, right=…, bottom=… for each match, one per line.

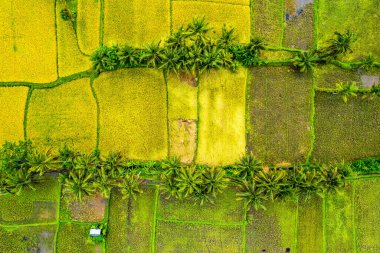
left=150, top=186, right=159, bottom=253
left=313, top=0, right=319, bottom=49
left=242, top=204, right=247, bottom=253
left=53, top=183, right=63, bottom=253
left=0, top=222, right=57, bottom=228
left=23, top=87, right=33, bottom=140
left=280, top=0, right=285, bottom=47
left=100, top=0, right=104, bottom=45
left=90, top=77, right=101, bottom=151
left=306, top=70, right=316, bottom=163
left=322, top=194, right=327, bottom=253
left=352, top=180, right=357, bottom=253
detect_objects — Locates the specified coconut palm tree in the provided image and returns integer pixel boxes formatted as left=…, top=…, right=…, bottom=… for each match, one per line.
left=236, top=179, right=267, bottom=211
left=61, top=169, right=96, bottom=200
left=117, top=45, right=140, bottom=67
left=94, top=167, right=115, bottom=198
left=160, top=173, right=181, bottom=200
left=293, top=50, right=320, bottom=73
left=175, top=166, right=203, bottom=198
left=254, top=169, right=285, bottom=201
left=27, top=149, right=59, bottom=176
left=140, top=41, right=163, bottom=67
left=6, top=167, right=41, bottom=196
left=319, top=166, right=345, bottom=194
left=58, top=144, right=77, bottom=170
left=233, top=154, right=262, bottom=180
left=218, top=25, right=236, bottom=49
left=159, top=47, right=181, bottom=74
left=323, top=30, right=356, bottom=58
left=119, top=172, right=143, bottom=200
left=103, top=151, right=125, bottom=178
left=336, top=81, right=358, bottom=103
left=202, top=167, right=229, bottom=197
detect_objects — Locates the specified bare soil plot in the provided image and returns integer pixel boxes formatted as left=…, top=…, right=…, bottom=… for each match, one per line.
left=167, top=73, right=198, bottom=163
left=283, top=0, right=314, bottom=49
left=60, top=193, right=106, bottom=222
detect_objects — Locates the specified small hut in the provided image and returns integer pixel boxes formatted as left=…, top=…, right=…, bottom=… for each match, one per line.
left=89, top=228, right=102, bottom=237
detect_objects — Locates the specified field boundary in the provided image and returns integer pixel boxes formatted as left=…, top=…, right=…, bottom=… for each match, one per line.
left=280, top=0, right=285, bottom=47
left=194, top=72, right=200, bottom=163
left=99, top=0, right=105, bottom=45
left=313, top=0, right=319, bottom=49
left=352, top=180, right=357, bottom=253
left=164, top=72, right=171, bottom=157
left=53, top=183, right=62, bottom=253
left=241, top=204, right=248, bottom=253
left=150, top=186, right=159, bottom=253
left=306, top=69, right=317, bottom=163
left=322, top=194, right=327, bottom=253
left=90, top=78, right=101, bottom=151
left=23, top=87, right=33, bottom=141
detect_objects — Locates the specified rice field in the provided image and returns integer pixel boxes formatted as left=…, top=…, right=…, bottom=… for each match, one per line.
left=0, top=177, right=378, bottom=252
left=0, top=0, right=379, bottom=252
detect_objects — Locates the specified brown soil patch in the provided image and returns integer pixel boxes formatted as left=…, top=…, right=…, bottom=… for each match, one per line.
left=170, top=119, right=197, bottom=163
left=68, top=194, right=106, bottom=222
left=179, top=72, right=197, bottom=87
left=33, top=201, right=56, bottom=222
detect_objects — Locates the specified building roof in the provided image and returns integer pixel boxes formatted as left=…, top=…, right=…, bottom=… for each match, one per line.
left=89, top=228, right=102, bottom=236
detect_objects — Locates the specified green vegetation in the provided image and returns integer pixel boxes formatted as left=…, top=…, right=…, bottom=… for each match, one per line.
left=313, top=93, right=380, bottom=162
left=0, top=1, right=379, bottom=252
left=355, top=178, right=380, bottom=252
left=0, top=225, right=56, bottom=253
left=57, top=223, right=102, bottom=253
left=27, top=78, right=97, bottom=152
left=247, top=67, right=312, bottom=164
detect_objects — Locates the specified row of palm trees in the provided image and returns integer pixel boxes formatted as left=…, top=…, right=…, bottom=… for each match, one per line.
left=316, top=81, right=380, bottom=102
left=0, top=141, right=354, bottom=210
left=91, top=18, right=379, bottom=75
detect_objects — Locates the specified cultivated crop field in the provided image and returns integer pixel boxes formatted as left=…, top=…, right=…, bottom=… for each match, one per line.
left=0, top=0, right=379, bottom=252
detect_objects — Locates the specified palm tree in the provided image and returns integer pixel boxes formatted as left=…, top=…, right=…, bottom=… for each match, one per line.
left=362, top=83, right=380, bottom=100
left=160, top=173, right=181, bottom=200
left=58, top=144, right=77, bottom=170
left=119, top=172, right=143, bottom=200
left=94, top=167, right=115, bottom=198
left=6, top=167, right=41, bottom=196
left=236, top=179, right=267, bottom=211
left=27, top=149, right=59, bottom=176
left=319, top=166, right=344, bottom=194
left=175, top=166, right=203, bottom=198
left=293, top=51, right=320, bottom=73
left=336, top=81, right=358, bottom=103
left=159, top=47, right=181, bottom=74
left=202, top=167, right=229, bottom=197
left=74, top=153, right=98, bottom=172
left=323, top=30, right=356, bottom=58
left=117, top=45, right=140, bottom=67
left=61, top=169, right=96, bottom=200
left=199, top=45, right=223, bottom=73
left=102, top=151, right=125, bottom=178
left=218, top=25, right=236, bottom=49
left=254, top=169, right=285, bottom=201
left=300, top=169, right=323, bottom=200
left=140, top=41, right=163, bottom=67
left=233, top=154, right=262, bottom=180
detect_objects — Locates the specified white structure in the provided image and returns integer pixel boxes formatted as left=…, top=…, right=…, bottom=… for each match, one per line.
left=89, top=228, right=102, bottom=237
